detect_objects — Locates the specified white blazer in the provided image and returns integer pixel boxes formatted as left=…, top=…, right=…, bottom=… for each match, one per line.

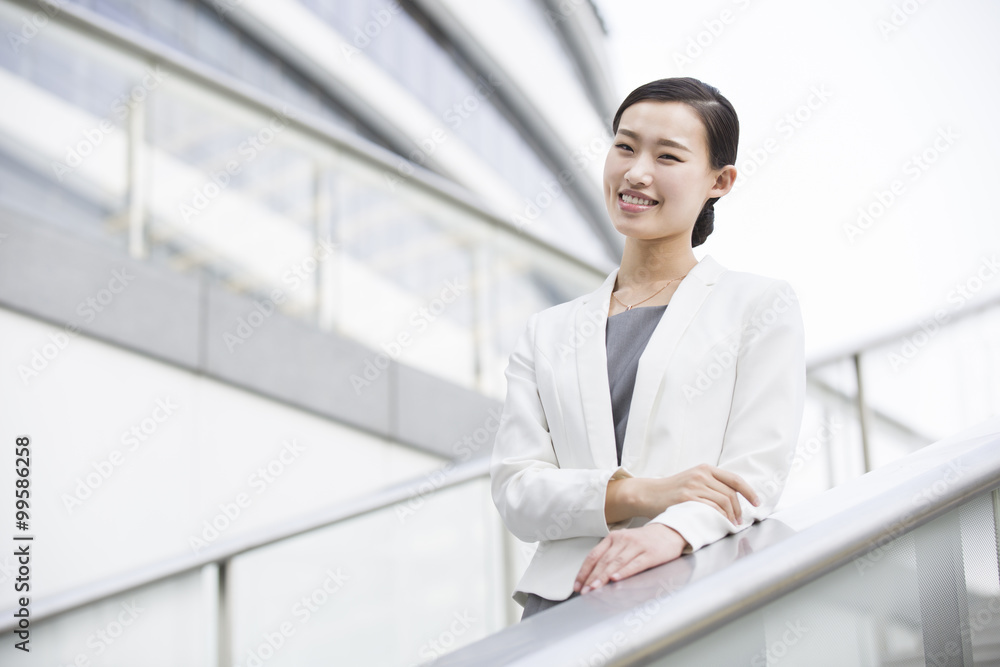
left=490, top=255, right=806, bottom=605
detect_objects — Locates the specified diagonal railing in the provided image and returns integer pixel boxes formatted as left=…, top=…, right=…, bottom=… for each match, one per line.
left=430, top=421, right=1000, bottom=666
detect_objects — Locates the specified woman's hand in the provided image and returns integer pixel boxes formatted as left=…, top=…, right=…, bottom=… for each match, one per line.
left=608, top=464, right=760, bottom=525
left=574, top=523, right=687, bottom=594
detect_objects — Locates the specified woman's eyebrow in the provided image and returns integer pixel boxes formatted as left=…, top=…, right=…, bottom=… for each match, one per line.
left=617, top=128, right=692, bottom=153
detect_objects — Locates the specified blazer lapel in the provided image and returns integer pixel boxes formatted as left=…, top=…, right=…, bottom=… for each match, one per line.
left=575, top=268, right=620, bottom=469
left=620, top=255, right=727, bottom=469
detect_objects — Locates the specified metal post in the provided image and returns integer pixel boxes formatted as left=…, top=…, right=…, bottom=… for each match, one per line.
left=993, top=488, right=1000, bottom=592
left=127, top=82, right=147, bottom=258
left=853, top=353, right=873, bottom=473
left=217, top=559, right=231, bottom=667
left=500, top=526, right=522, bottom=627
left=472, top=242, right=492, bottom=395
left=314, top=165, right=336, bottom=332
left=914, top=509, right=973, bottom=666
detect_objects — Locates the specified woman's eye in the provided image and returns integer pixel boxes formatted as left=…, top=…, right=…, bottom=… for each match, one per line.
left=615, top=143, right=633, bottom=152
left=659, top=154, right=679, bottom=161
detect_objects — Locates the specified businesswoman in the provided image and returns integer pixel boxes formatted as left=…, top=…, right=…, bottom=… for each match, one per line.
left=490, top=77, right=806, bottom=620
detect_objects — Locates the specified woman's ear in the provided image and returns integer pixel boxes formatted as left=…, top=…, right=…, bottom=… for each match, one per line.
left=710, top=165, right=737, bottom=198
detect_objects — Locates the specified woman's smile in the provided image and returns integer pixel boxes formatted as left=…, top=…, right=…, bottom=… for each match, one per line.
left=618, top=189, right=659, bottom=212
left=603, top=100, right=728, bottom=242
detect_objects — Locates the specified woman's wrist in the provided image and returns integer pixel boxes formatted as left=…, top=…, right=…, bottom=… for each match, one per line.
left=606, top=477, right=650, bottom=523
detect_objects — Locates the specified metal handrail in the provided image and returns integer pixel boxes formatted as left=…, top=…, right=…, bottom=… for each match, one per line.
left=431, top=423, right=1000, bottom=666
left=0, top=457, right=489, bottom=633
left=807, top=290, right=1000, bottom=371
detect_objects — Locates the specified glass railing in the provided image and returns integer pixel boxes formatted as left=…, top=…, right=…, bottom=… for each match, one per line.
left=3, top=419, right=996, bottom=665
left=0, top=459, right=506, bottom=665
left=429, top=419, right=1000, bottom=666
left=0, top=0, right=606, bottom=399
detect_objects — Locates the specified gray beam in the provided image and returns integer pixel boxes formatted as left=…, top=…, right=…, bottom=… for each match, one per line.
left=0, top=211, right=500, bottom=460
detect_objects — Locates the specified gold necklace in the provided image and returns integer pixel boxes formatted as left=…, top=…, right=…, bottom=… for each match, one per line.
left=611, top=274, right=687, bottom=311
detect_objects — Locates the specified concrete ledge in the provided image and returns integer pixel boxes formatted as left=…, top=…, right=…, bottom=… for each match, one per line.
left=395, top=363, right=503, bottom=459
left=0, top=215, right=201, bottom=368
left=0, top=212, right=501, bottom=458
left=203, top=281, right=393, bottom=437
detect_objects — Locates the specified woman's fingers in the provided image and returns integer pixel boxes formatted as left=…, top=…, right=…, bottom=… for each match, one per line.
left=712, top=468, right=759, bottom=506
left=577, top=525, right=688, bottom=593
left=583, top=540, right=636, bottom=592
left=697, top=485, right=741, bottom=524
left=574, top=536, right=612, bottom=593
left=677, top=465, right=757, bottom=524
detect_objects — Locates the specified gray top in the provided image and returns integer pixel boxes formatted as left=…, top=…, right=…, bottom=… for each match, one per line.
left=606, top=304, right=668, bottom=465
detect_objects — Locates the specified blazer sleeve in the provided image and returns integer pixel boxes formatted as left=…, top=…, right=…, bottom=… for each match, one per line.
left=648, top=279, right=806, bottom=551
left=490, top=312, right=631, bottom=543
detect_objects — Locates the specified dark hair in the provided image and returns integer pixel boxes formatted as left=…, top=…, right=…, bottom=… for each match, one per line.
left=612, top=77, right=739, bottom=247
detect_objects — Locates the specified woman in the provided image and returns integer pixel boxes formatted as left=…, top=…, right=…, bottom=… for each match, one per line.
left=490, top=77, right=806, bottom=620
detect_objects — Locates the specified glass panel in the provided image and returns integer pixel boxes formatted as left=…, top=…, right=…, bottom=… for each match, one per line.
left=777, top=384, right=849, bottom=509
left=296, top=0, right=612, bottom=266
left=0, top=1, right=142, bottom=246
left=0, top=0, right=610, bottom=391
left=146, top=74, right=322, bottom=320
left=861, top=304, right=1000, bottom=459
left=227, top=477, right=506, bottom=665
left=0, top=569, right=213, bottom=666
left=653, top=491, right=1000, bottom=666
left=67, top=0, right=359, bottom=134
left=486, top=251, right=600, bottom=397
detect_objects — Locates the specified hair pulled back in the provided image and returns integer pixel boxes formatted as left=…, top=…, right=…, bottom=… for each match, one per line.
left=612, top=78, right=739, bottom=247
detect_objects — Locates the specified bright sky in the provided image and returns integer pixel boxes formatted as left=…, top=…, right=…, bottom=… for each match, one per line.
left=595, top=0, right=1000, bottom=360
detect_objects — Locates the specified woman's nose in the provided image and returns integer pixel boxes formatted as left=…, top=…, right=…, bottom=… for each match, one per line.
left=624, top=157, right=653, bottom=186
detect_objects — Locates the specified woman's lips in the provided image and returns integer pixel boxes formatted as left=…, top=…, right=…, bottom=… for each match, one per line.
left=618, top=191, right=658, bottom=212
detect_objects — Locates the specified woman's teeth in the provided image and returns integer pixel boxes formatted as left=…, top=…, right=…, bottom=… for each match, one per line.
left=621, top=193, right=655, bottom=206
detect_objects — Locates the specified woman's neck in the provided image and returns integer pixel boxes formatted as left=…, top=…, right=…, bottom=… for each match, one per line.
left=617, top=238, right=699, bottom=288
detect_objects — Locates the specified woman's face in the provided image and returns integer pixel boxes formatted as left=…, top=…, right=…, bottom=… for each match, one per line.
left=603, top=100, right=734, bottom=244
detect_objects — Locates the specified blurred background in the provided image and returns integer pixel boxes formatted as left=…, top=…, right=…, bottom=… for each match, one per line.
left=0, top=0, right=997, bottom=664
